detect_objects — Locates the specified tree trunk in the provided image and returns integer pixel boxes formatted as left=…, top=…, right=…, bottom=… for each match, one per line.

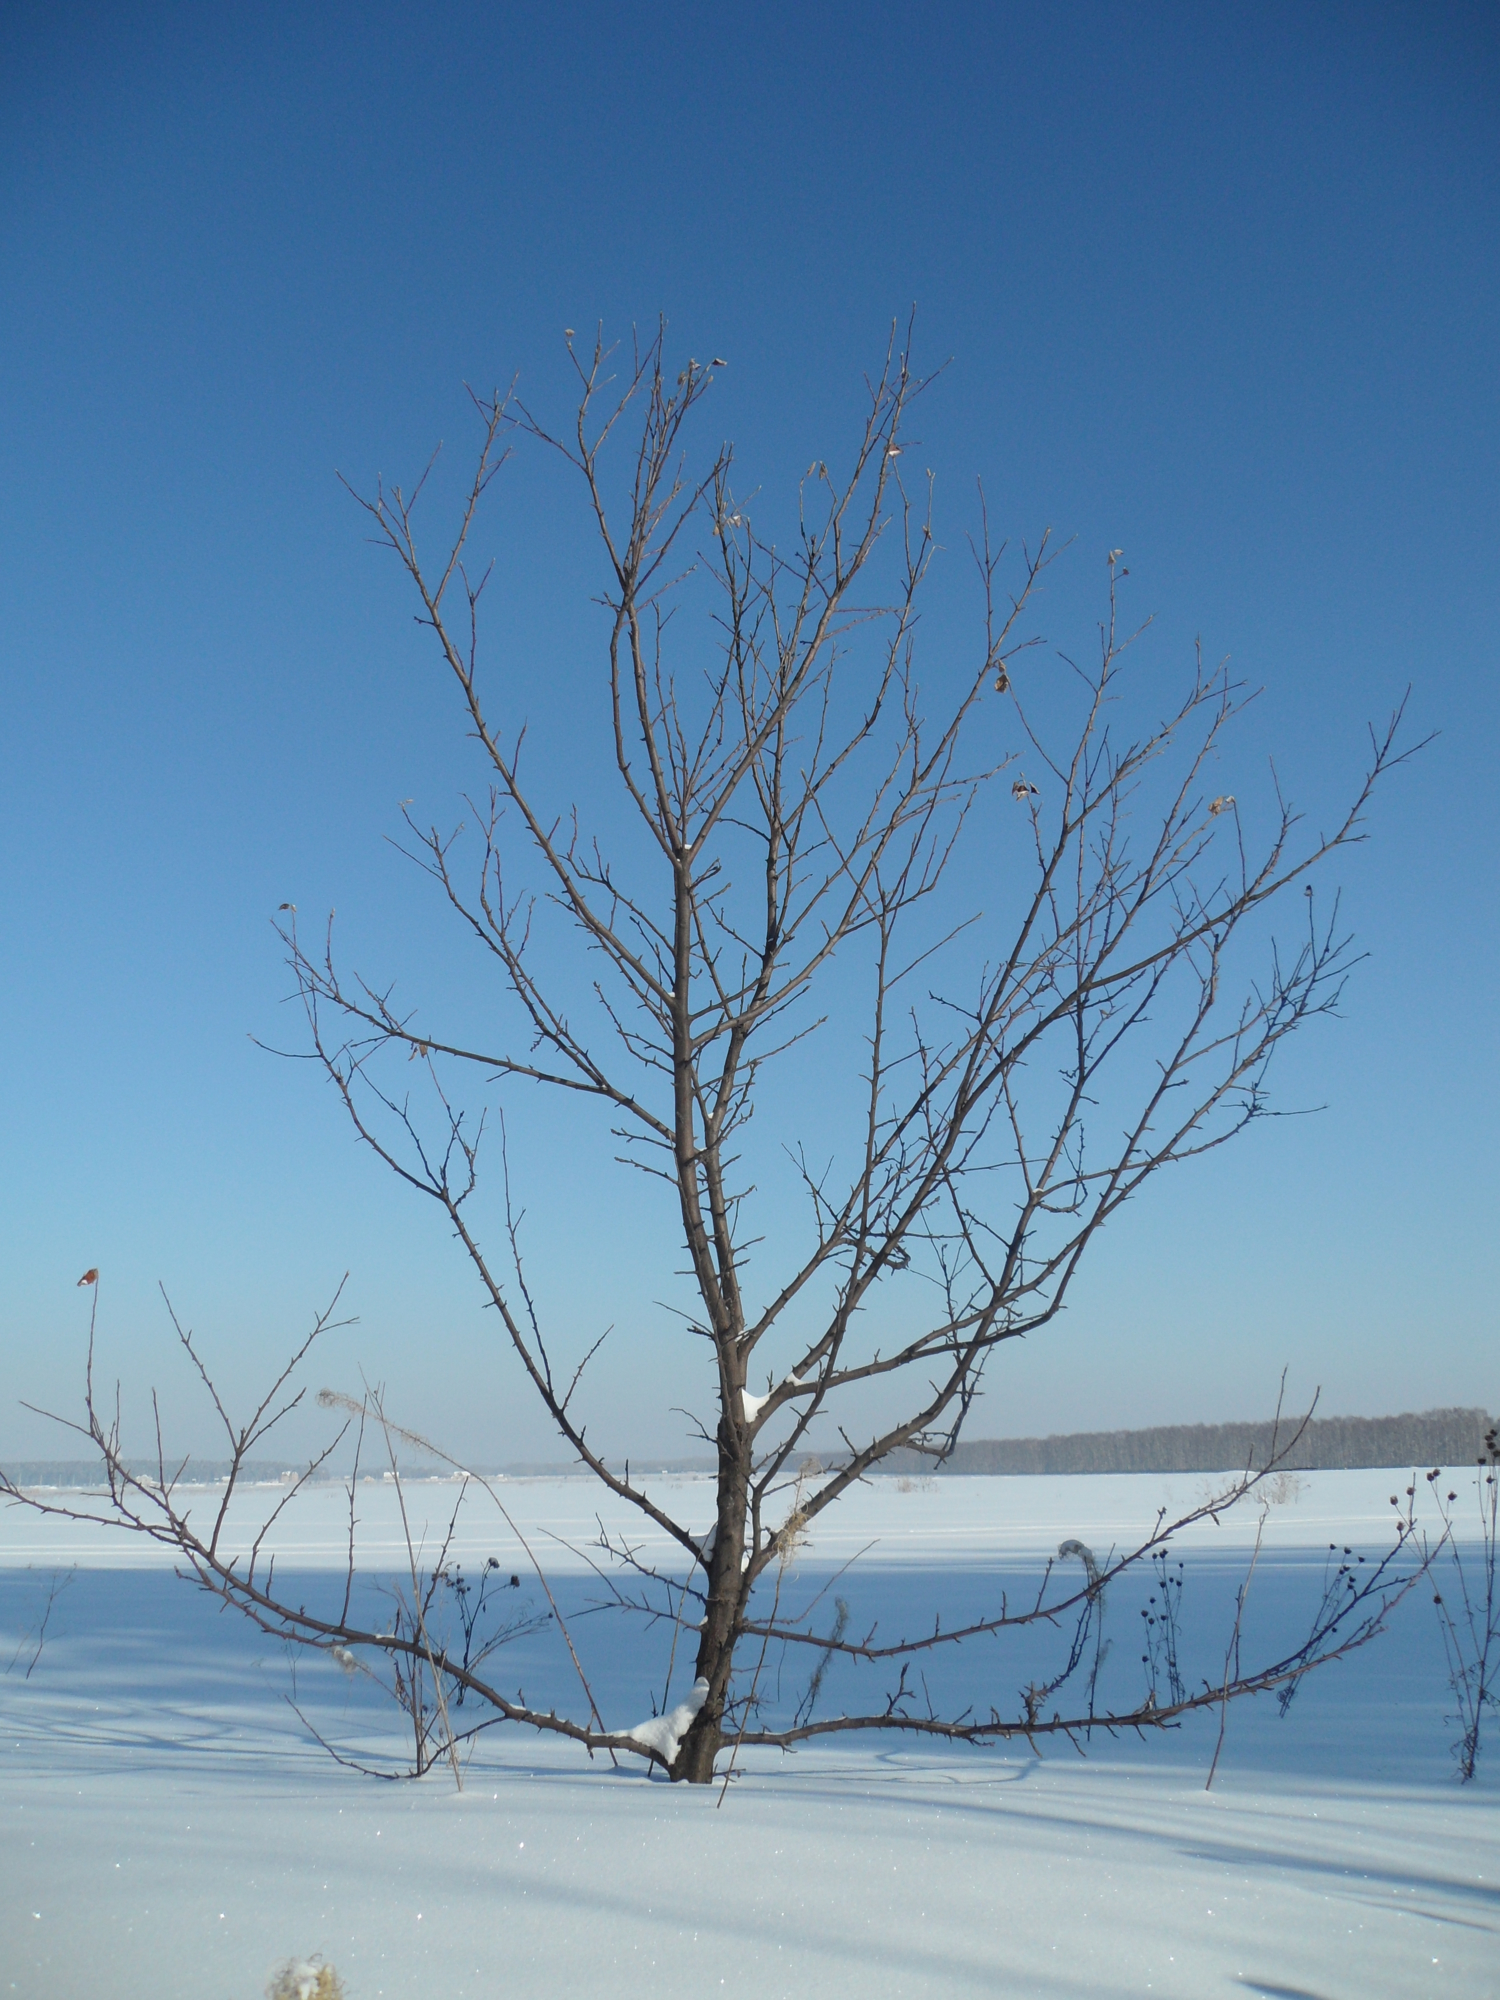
left=669, top=1419, right=747, bottom=1782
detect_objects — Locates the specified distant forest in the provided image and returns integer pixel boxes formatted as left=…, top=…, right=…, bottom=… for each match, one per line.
left=7, top=1408, right=1495, bottom=1489
left=885, top=1407, right=1496, bottom=1476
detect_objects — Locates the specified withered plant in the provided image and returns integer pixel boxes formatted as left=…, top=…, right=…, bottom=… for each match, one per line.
left=1423, top=1429, right=1500, bottom=1780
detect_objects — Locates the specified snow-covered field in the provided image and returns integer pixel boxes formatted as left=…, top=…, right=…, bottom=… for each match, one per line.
left=3, top=1471, right=1495, bottom=1998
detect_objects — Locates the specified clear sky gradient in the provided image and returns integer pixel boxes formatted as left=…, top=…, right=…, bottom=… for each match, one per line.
left=2, top=1, right=1495, bottom=1464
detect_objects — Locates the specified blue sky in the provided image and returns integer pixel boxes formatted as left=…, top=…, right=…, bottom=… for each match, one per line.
left=2, top=1, right=1495, bottom=1464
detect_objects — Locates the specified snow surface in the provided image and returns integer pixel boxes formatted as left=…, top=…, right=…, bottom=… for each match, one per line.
left=0, top=1464, right=1437, bottom=1571
left=2, top=1471, right=1495, bottom=1998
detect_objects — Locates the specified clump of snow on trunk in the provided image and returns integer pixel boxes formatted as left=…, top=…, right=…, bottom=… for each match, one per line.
left=626, top=1677, right=709, bottom=1761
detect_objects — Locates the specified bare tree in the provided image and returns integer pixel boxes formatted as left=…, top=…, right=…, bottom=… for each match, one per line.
left=276, top=322, right=1420, bottom=1782
left=4, top=323, right=1425, bottom=1784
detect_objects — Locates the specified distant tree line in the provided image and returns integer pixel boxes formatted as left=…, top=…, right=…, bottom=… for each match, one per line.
left=883, top=1407, right=1495, bottom=1477
left=9, top=1411, right=1493, bottom=1489
left=8, top=1460, right=296, bottom=1489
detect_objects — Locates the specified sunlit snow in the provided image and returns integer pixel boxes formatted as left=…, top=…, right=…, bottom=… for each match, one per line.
left=3, top=1470, right=1494, bottom=1997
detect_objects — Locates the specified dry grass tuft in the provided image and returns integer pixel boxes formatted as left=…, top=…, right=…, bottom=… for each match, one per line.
left=267, top=1959, right=345, bottom=2000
